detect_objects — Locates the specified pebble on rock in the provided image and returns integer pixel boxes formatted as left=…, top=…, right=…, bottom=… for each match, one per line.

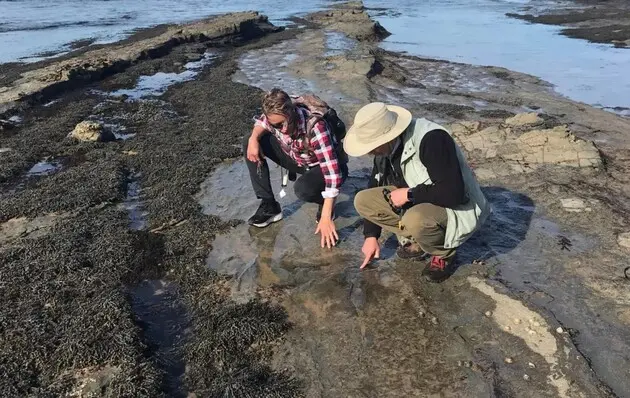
left=617, top=232, right=630, bottom=249
left=513, top=318, right=522, bottom=324
left=528, top=362, right=536, bottom=369
left=485, top=311, right=492, bottom=317
left=69, top=120, right=116, bottom=142
left=523, top=374, right=531, bottom=381
left=504, top=326, right=512, bottom=331
left=504, top=357, right=514, bottom=364
left=560, top=197, right=591, bottom=213
left=431, top=317, right=438, bottom=325
left=556, top=327, right=564, bottom=334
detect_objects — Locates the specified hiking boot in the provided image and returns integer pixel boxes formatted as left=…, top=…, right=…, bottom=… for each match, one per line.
left=248, top=199, right=282, bottom=228
left=316, top=204, right=336, bottom=223
left=396, top=242, right=428, bottom=260
left=422, top=256, right=454, bottom=283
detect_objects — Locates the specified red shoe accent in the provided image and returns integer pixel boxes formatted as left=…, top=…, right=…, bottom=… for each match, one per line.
left=429, top=256, right=447, bottom=271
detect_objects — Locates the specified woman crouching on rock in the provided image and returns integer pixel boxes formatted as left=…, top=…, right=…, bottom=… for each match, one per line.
left=243, top=88, right=348, bottom=248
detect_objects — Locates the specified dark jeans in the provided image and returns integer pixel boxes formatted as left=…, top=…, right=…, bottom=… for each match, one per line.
left=243, top=134, right=348, bottom=205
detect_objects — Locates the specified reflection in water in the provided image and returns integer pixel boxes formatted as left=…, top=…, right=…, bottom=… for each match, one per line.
left=129, top=279, right=188, bottom=397
left=120, top=172, right=148, bottom=231
left=109, top=52, right=217, bottom=100
left=27, top=160, right=63, bottom=177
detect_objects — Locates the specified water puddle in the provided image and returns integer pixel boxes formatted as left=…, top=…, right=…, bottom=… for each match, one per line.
left=100, top=121, right=135, bottom=140
left=43, top=99, right=60, bottom=107
left=199, top=159, right=381, bottom=304
left=129, top=279, right=188, bottom=397
left=233, top=31, right=364, bottom=115
left=234, top=29, right=521, bottom=121
left=8, top=115, right=23, bottom=124
left=324, top=31, right=356, bottom=57
left=109, top=52, right=216, bottom=100
left=26, top=159, right=63, bottom=177
left=602, top=106, right=630, bottom=118
left=120, top=172, right=148, bottom=231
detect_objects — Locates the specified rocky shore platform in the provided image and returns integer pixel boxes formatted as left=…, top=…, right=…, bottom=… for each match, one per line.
left=1, top=2, right=629, bottom=397
left=507, top=0, right=630, bottom=48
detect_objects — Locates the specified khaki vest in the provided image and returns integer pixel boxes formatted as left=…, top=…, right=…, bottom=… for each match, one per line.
left=401, top=118, right=491, bottom=249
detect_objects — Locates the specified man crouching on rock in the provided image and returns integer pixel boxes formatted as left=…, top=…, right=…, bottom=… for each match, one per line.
left=244, top=88, right=348, bottom=248
left=344, top=102, right=491, bottom=282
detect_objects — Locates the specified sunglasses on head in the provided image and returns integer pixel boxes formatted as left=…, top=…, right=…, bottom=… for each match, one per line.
left=270, top=120, right=287, bottom=130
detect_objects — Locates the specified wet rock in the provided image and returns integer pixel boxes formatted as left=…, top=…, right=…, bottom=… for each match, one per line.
left=560, top=198, right=591, bottom=213
left=309, top=1, right=391, bottom=42
left=272, top=267, right=291, bottom=284
left=69, top=121, right=116, bottom=142
left=183, top=53, right=203, bottom=62
left=547, top=184, right=561, bottom=195
left=616, top=232, right=630, bottom=249
left=69, top=365, right=122, bottom=397
left=469, top=277, right=571, bottom=396
left=0, top=119, right=16, bottom=131
left=0, top=12, right=279, bottom=114
left=0, top=214, right=66, bottom=243
left=505, top=112, right=544, bottom=127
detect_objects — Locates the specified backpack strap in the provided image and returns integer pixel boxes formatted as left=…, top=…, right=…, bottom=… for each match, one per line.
left=303, top=113, right=325, bottom=152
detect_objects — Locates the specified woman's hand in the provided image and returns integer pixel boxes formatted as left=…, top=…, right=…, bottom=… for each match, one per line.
left=247, top=136, right=263, bottom=163
left=315, top=217, right=339, bottom=249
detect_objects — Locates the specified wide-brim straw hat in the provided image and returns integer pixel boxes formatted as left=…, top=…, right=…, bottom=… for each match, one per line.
left=344, top=102, right=413, bottom=157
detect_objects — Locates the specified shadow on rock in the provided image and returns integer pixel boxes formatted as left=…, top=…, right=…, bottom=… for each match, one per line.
left=458, top=186, right=535, bottom=267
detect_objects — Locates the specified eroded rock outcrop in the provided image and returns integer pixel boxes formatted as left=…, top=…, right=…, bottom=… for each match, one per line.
left=449, top=113, right=601, bottom=179
left=69, top=121, right=116, bottom=142
left=309, top=1, right=390, bottom=42
left=0, top=12, right=279, bottom=116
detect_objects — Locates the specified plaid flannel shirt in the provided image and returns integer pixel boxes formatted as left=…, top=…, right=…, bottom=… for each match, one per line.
left=254, top=106, right=342, bottom=198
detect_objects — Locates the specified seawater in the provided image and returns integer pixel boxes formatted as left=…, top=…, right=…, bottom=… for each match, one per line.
left=1, top=0, right=629, bottom=111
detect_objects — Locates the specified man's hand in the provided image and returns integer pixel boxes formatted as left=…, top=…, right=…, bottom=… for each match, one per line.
left=315, top=218, right=338, bottom=249
left=390, top=188, right=410, bottom=208
left=247, top=136, right=263, bottom=163
left=360, top=237, right=380, bottom=269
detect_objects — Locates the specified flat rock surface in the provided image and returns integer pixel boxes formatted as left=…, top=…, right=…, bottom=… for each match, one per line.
left=1, top=1, right=629, bottom=397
